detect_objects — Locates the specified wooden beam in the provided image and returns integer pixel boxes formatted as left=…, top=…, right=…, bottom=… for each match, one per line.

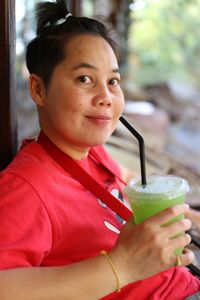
left=0, top=0, right=18, bottom=169
left=67, top=0, right=82, bottom=15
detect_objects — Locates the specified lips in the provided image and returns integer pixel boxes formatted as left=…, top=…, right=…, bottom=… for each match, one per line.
left=86, top=115, right=112, bottom=121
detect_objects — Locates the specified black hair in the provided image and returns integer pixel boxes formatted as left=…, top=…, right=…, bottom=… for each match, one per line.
left=26, top=0, right=120, bottom=88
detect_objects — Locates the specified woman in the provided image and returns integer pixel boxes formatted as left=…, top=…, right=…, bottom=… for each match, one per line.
left=0, top=0, right=199, bottom=299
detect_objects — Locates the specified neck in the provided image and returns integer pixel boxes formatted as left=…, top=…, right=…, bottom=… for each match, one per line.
left=39, top=130, right=89, bottom=160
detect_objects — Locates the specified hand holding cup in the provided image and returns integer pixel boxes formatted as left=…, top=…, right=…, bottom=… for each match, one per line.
left=109, top=203, right=193, bottom=287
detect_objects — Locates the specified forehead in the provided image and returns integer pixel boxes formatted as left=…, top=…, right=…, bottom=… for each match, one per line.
left=63, top=34, right=119, bottom=69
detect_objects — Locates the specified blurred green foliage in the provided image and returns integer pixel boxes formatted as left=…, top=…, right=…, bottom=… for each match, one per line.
left=128, top=0, right=200, bottom=87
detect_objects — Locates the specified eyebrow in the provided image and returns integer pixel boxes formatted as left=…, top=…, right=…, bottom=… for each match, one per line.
left=72, top=63, right=120, bottom=74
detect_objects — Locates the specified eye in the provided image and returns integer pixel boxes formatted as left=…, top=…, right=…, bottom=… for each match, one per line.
left=109, top=78, right=120, bottom=86
left=77, top=75, right=92, bottom=84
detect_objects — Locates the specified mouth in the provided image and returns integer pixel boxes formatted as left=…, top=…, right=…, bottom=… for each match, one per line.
left=86, top=114, right=112, bottom=125
left=86, top=115, right=112, bottom=121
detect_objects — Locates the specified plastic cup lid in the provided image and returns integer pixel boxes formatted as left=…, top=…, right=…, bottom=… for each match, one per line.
left=125, top=175, right=189, bottom=201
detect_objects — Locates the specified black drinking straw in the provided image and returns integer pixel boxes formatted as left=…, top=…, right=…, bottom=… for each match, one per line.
left=187, top=263, right=200, bottom=277
left=119, top=116, right=147, bottom=187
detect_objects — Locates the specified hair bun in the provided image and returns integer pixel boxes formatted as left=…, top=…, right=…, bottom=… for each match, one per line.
left=36, top=0, right=69, bottom=35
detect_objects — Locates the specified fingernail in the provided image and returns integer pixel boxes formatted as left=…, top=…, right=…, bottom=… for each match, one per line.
left=183, top=218, right=192, bottom=226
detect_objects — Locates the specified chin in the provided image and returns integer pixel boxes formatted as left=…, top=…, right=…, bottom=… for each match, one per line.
left=89, top=136, right=110, bottom=147
left=81, top=131, right=113, bottom=148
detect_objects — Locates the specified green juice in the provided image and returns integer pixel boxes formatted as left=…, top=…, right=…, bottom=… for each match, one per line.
left=125, top=175, right=189, bottom=255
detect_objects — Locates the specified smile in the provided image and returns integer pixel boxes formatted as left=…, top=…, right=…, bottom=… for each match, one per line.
left=86, top=115, right=112, bottom=121
left=86, top=115, right=112, bottom=125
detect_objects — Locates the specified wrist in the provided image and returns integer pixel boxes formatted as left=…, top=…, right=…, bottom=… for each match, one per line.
left=108, top=249, right=132, bottom=288
left=100, top=250, right=121, bottom=293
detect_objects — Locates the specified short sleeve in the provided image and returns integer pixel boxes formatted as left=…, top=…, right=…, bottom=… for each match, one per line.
left=0, top=172, right=52, bottom=269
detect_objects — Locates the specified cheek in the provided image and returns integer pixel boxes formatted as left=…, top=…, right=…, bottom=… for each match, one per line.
left=44, top=98, right=70, bottom=124
left=120, top=98, right=125, bottom=112
left=115, top=93, right=125, bottom=115
left=52, top=97, right=76, bottom=115
left=71, top=101, right=85, bottom=112
left=64, top=90, right=86, bottom=113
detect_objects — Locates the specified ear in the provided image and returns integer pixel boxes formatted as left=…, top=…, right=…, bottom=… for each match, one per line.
left=29, top=74, right=46, bottom=107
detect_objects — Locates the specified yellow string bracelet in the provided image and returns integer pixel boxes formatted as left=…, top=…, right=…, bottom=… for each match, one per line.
left=100, top=250, right=121, bottom=293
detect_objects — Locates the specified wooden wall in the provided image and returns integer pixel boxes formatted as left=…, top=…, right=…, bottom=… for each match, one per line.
left=0, top=0, right=18, bottom=169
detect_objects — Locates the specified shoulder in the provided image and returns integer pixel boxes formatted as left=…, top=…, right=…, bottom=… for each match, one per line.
left=90, top=145, right=121, bottom=177
left=0, top=139, right=65, bottom=198
left=3, top=139, right=62, bottom=179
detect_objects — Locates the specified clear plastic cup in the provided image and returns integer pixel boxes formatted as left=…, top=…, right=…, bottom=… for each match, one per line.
left=125, top=175, right=189, bottom=255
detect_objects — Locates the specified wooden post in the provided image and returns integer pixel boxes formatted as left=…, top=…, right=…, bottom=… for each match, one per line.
left=0, top=0, right=18, bottom=169
left=71, top=0, right=82, bottom=15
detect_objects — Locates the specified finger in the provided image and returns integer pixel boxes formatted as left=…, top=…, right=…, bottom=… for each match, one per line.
left=174, top=248, right=195, bottom=267
left=185, top=208, right=200, bottom=221
left=165, top=218, right=192, bottom=237
left=149, top=204, right=190, bottom=225
left=170, top=233, right=192, bottom=250
left=185, top=208, right=200, bottom=230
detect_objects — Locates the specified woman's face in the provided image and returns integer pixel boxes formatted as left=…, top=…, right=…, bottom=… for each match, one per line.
left=32, top=34, right=124, bottom=158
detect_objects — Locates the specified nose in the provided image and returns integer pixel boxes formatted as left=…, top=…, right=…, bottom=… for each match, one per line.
left=93, top=84, right=112, bottom=107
